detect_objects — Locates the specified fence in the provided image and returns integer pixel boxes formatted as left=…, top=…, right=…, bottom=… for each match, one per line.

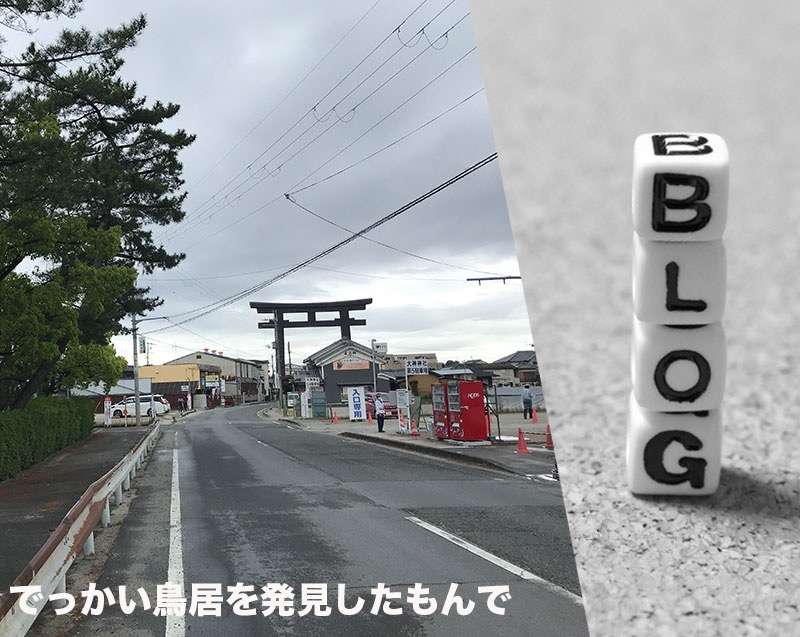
left=0, top=423, right=161, bottom=635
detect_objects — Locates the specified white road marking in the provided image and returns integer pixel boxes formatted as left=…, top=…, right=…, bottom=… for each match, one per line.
left=166, top=434, right=185, bottom=637
left=405, top=515, right=583, bottom=606
left=536, top=473, right=559, bottom=482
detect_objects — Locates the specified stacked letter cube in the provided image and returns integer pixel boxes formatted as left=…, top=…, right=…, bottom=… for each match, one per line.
left=627, top=133, right=728, bottom=495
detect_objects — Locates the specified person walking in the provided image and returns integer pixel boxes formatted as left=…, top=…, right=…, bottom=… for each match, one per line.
left=374, top=393, right=386, bottom=433
left=522, top=384, right=534, bottom=420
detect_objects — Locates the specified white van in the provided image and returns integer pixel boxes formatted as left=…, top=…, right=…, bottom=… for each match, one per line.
left=111, top=394, right=171, bottom=417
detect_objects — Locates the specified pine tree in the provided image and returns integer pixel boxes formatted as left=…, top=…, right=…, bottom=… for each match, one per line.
left=0, top=2, right=194, bottom=408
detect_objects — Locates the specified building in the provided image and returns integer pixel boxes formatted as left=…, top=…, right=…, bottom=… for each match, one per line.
left=165, top=351, right=262, bottom=404
left=491, top=350, right=540, bottom=386
left=139, top=362, right=222, bottom=409
left=304, top=338, right=391, bottom=405
left=381, top=352, right=440, bottom=371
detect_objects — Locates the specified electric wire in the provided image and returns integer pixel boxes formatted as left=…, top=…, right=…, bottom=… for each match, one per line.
left=142, top=152, right=498, bottom=334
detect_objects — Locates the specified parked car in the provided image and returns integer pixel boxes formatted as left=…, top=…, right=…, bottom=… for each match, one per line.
left=365, top=392, right=399, bottom=418
left=111, top=394, right=171, bottom=417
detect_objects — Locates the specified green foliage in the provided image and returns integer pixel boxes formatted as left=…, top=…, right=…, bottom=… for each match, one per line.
left=0, top=4, right=194, bottom=408
left=0, top=396, right=93, bottom=480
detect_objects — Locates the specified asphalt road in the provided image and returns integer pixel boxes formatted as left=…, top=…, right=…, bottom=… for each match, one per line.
left=52, top=404, right=586, bottom=636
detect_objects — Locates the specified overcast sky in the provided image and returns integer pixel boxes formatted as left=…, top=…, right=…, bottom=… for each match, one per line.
left=14, top=0, right=533, bottom=366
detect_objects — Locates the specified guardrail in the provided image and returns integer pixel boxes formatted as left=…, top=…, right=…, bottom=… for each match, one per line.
left=0, top=422, right=162, bottom=636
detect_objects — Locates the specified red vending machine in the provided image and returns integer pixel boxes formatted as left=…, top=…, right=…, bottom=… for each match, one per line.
left=431, top=383, right=449, bottom=439
left=447, top=380, right=489, bottom=441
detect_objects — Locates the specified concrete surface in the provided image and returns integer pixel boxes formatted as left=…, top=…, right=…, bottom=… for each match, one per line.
left=272, top=409, right=555, bottom=476
left=60, top=404, right=587, bottom=636
left=471, top=1, right=800, bottom=635
left=0, top=427, right=150, bottom=596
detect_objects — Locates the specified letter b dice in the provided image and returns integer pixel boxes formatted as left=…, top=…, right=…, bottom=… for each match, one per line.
left=632, top=133, right=728, bottom=241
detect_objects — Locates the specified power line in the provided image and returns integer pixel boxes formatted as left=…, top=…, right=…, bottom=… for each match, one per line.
left=142, top=151, right=498, bottom=334
left=284, top=192, right=500, bottom=276
left=175, top=45, right=479, bottom=249
left=192, top=0, right=385, bottom=184
left=166, top=0, right=433, bottom=237
left=290, top=86, right=484, bottom=195
left=166, top=11, right=471, bottom=242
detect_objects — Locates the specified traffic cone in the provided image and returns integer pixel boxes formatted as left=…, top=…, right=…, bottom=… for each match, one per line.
left=531, top=409, right=539, bottom=423
left=367, top=409, right=373, bottom=424
left=545, top=422, right=554, bottom=450
left=410, top=419, right=419, bottom=437
left=515, top=428, right=530, bottom=454
left=399, top=412, right=405, bottom=430
left=330, top=408, right=339, bottom=424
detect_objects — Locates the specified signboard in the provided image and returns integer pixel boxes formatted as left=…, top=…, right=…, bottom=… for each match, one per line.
left=180, top=384, right=189, bottom=392
left=396, top=388, right=409, bottom=409
left=373, top=342, right=388, bottom=355
left=335, top=357, right=370, bottom=371
left=104, top=396, right=112, bottom=427
left=139, top=336, right=147, bottom=354
left=405, top=358, right=430, bottom=376
left=348, top=386, right=366, bottom=421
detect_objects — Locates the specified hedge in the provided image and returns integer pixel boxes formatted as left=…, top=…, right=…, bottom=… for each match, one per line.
left=0, top=397, right=94, bottom=481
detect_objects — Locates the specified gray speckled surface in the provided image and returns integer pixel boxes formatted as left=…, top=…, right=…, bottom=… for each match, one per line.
left=470, top=1, right=800, bottom=635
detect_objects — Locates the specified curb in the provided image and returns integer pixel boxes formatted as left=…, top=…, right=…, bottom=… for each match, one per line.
left=338, top=431, right=553, bottom=475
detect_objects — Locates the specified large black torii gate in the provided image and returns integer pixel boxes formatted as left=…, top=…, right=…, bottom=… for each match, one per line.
left=249, top=298, right=373, bottom=396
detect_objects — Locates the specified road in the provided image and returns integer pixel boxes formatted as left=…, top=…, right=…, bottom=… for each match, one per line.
left=53, top=404, right=586, bottom=636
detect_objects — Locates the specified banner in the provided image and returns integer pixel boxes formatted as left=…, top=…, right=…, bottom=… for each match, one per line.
left=347, top=386, right=366, bottom=421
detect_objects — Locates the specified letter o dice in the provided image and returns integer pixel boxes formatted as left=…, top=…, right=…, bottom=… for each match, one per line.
left=628, top=132, right=727, bottom=496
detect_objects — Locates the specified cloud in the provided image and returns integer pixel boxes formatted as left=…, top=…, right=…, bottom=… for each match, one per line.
left=16, top=0, right=532, bottom=366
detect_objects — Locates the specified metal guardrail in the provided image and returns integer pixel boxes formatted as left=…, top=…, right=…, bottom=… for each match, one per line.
left=0, top=422, right=162, bottom=636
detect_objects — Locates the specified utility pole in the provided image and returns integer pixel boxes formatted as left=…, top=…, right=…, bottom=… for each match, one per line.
left=130, top=313, right=168, bottom=427
left=131, top=316, right=140, bottom=427
left=371, top=339, right=378, bottom=393
left=465, top=276, right=522, bottom=285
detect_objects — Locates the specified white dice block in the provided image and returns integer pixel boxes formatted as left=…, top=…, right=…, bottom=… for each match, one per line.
left=632, top=132, right=728, bottom=241
left=627, top=393, right=721, bottom=495
left=631, top=318, right=726, bottom=411
left=633, top=235, right=726, bottom=324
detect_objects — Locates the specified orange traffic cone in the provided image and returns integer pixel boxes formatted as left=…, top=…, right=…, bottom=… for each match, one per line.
left=531, top=409, right=539, bottom=423
left=331, top=408, right=339, bottom=424
left=410, top=419, right=419, bottom=437
left=515, top=427, right=530, bottom=454
left=545, top=422, right=554, bottom=450
left=399, top=412, right=405, bottom=430
left=367, top=409, right=373, bottom=424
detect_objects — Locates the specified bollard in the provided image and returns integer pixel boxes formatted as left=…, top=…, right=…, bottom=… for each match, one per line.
left=101, top=498, right=111, bottom=527
left=83, top=531, right=95, bottom=557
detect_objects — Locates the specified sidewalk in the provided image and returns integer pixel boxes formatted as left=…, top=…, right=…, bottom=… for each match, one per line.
left=0, top=426, right=152, bottom=596
left=268, top=408, right=556, bottom=476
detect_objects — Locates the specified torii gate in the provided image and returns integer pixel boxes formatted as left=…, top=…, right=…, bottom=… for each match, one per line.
left=249, top=298, right=373, bottom=397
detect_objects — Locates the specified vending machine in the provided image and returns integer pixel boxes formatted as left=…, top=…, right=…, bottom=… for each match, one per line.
left=431, top=383, right=450, bottom=439
left=447, top=380, right=489, bottom=442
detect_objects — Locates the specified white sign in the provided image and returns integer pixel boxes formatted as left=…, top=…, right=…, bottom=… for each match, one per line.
left=405, top=358, right=429, bottom=376
left=347, top=386, right=366, bottom=421
left=305, top=376, right=321, bottom=388
left=396, top=388, right=409, bottom=409
left=104, top=396, right=112, bottom=427
left=180, top=384, right=189, bottom=392
left=373, top=342, right=388, bottom=355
